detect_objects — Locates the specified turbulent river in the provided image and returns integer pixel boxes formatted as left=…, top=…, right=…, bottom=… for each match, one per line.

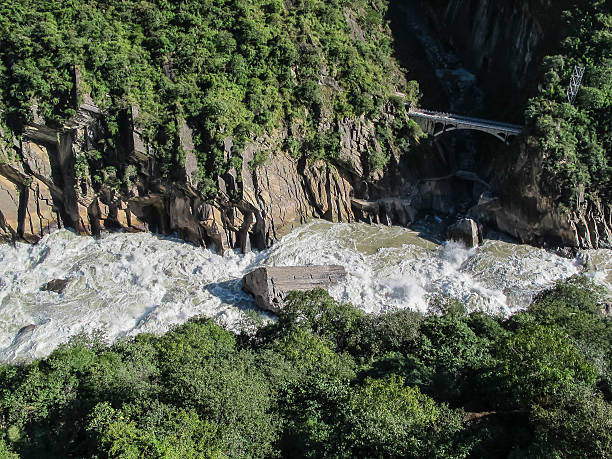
left=1, top=220, right=610, bottom=363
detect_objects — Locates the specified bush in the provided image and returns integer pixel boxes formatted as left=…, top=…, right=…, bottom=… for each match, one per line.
left=0, top=278, right=609, bottom=458
left=490, top=322, right=597, bottom=407
left=0, top=0, right=406, bottom=186
left=526, top=276, right=612, bottom=396
left=529, top=385, right=612, bottom=458
left=345, top=375, right=467, bottom=458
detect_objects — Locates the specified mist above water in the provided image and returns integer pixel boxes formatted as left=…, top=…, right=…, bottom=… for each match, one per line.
left=1, top=221, right=609, bottom=363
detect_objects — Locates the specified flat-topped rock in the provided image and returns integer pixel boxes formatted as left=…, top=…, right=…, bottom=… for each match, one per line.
left=242, top=265, right=346, bottom=312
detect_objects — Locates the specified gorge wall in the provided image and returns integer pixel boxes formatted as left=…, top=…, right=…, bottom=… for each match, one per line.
left=0, top=83, right=421, bottom=252
left=430, top=0, right=555, bottom=117
left=420, top=0, right=611, bottom=249
left=1, top=0, right=609, bottom=251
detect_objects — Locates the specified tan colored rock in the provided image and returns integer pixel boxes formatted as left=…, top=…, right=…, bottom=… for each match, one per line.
left=127, top=209, right=148, bottom=232
left=242, top=265, right=346, bottom=312
left=246, top=153, right=315, bottom=246
left=87, top=198, right=106, bottom=234
left=178, top=118, right=199, bottom=189
left=0, top=175, right=20, bottom=239
left=116, top=209, right=129, bottom=228
left=237, top=150, right=356, bottom=249
left=99, top=202, right=110, bottom=220
left=22, top=141, right=53, bottom=181
left=303, top=161, right=354, bottom=223
left=200, top=202, right=230, bottom=252
left=21, top=178, right=59, bottom=242
left=338, top=116, right=371, bottom=176
left=77, top=203, right=91, bottom=235
left=129, top=105, right=149, bottom=160
left=327, top=168, right=354, bottom=222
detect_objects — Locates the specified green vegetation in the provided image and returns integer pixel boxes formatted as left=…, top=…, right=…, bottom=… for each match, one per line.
left=0, top=276, right=610, bottom=458
left=525, top=0, right=611, bottom=210
left=0, top=0, right=417, bottom=195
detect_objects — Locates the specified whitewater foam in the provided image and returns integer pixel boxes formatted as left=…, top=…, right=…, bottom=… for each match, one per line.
left=0, top=221, right=609, bottom=362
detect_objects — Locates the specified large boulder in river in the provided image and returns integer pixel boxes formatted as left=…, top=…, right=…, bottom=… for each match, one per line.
left=242, top=265, right=346, bottom=312
left=447, top=218, right=482, bottom=248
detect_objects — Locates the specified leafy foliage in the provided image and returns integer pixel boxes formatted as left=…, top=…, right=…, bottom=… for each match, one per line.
left=0, top=0, right=414, bottom=195
left=345, top=375, right=466, bottom=458
left=490, top=322, right=597, bottom=407
left=529, top=385, right=612, bottom=458
left=0, top=277, right=609, bottom=457
left=525, top=0, right=611, bottom=209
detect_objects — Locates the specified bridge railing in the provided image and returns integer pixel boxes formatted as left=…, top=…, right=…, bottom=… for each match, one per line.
left=407, top=105, right=522, bottom=133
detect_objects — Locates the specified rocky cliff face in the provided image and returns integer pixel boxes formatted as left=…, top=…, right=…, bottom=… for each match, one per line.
left=420, top=0, right=612, bottom=249
left=1, top=2, right=608, bottom=251
left=2, top=85, right=607, bottom=250
left=471, top=140, right=612, bottom=249
left=0, top=78, right=419, bottom=251
left=429, top=0, right=555, bottom=116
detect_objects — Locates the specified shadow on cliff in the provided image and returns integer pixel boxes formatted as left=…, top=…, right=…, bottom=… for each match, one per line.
left=387, top=0, right=448, bottom=109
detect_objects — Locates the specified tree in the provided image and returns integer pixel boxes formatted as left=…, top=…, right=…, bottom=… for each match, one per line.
left=491, top=323, right=597, bottom=407
left=527, top=276, right=612, bottom=394
left=345, top=375, right=467, bottom=458
left=529, top=385, right=612, bottom=458
left=89, top=402, right=224, bottom=459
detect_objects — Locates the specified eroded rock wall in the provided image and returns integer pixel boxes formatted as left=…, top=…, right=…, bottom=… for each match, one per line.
left=472, top=141, right=612, bottom=249
left=3, top=97, right=606, bottom=250
left=416, top=0, right=611, bottom=249
left=0, top=93, right=413, bottom=251
left=0, top=143, right=63, bottom=243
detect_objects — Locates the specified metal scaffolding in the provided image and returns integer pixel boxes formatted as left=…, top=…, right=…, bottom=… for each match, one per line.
left=567, top=65, right=585, bottom=104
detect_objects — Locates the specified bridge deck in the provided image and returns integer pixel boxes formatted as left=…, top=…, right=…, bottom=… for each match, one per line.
left=408, top=107, right=522, bottom=135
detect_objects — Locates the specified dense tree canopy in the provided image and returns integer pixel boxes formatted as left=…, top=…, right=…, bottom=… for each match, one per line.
left=0, top=0, right=416, bottom=193
left=0, top=276, right=610, bottom=458
left=525, top=0, right=611, bottom=209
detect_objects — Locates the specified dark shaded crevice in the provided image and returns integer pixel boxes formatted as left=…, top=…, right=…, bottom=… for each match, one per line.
left=16, top=184, right=28, bottom=238
left=387, top=1, right=449, bottom=110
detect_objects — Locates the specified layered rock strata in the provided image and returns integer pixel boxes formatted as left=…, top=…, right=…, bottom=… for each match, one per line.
left=0, top=78, right=406, bottom=251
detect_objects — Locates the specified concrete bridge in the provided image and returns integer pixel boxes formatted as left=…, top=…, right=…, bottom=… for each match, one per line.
left=407, top=105, right=522, bottom=143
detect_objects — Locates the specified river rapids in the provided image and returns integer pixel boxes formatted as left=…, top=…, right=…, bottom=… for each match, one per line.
left=1, top=220, right=610, bottom=362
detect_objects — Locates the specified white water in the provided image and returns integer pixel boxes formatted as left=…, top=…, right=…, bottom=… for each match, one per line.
left=1, top=220, right=610, bottom=363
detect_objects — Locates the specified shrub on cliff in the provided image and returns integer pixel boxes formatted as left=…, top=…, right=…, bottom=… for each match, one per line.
left=0, top=0, right=416, bottom=195
left=525, top=0, right=611, bottom=210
